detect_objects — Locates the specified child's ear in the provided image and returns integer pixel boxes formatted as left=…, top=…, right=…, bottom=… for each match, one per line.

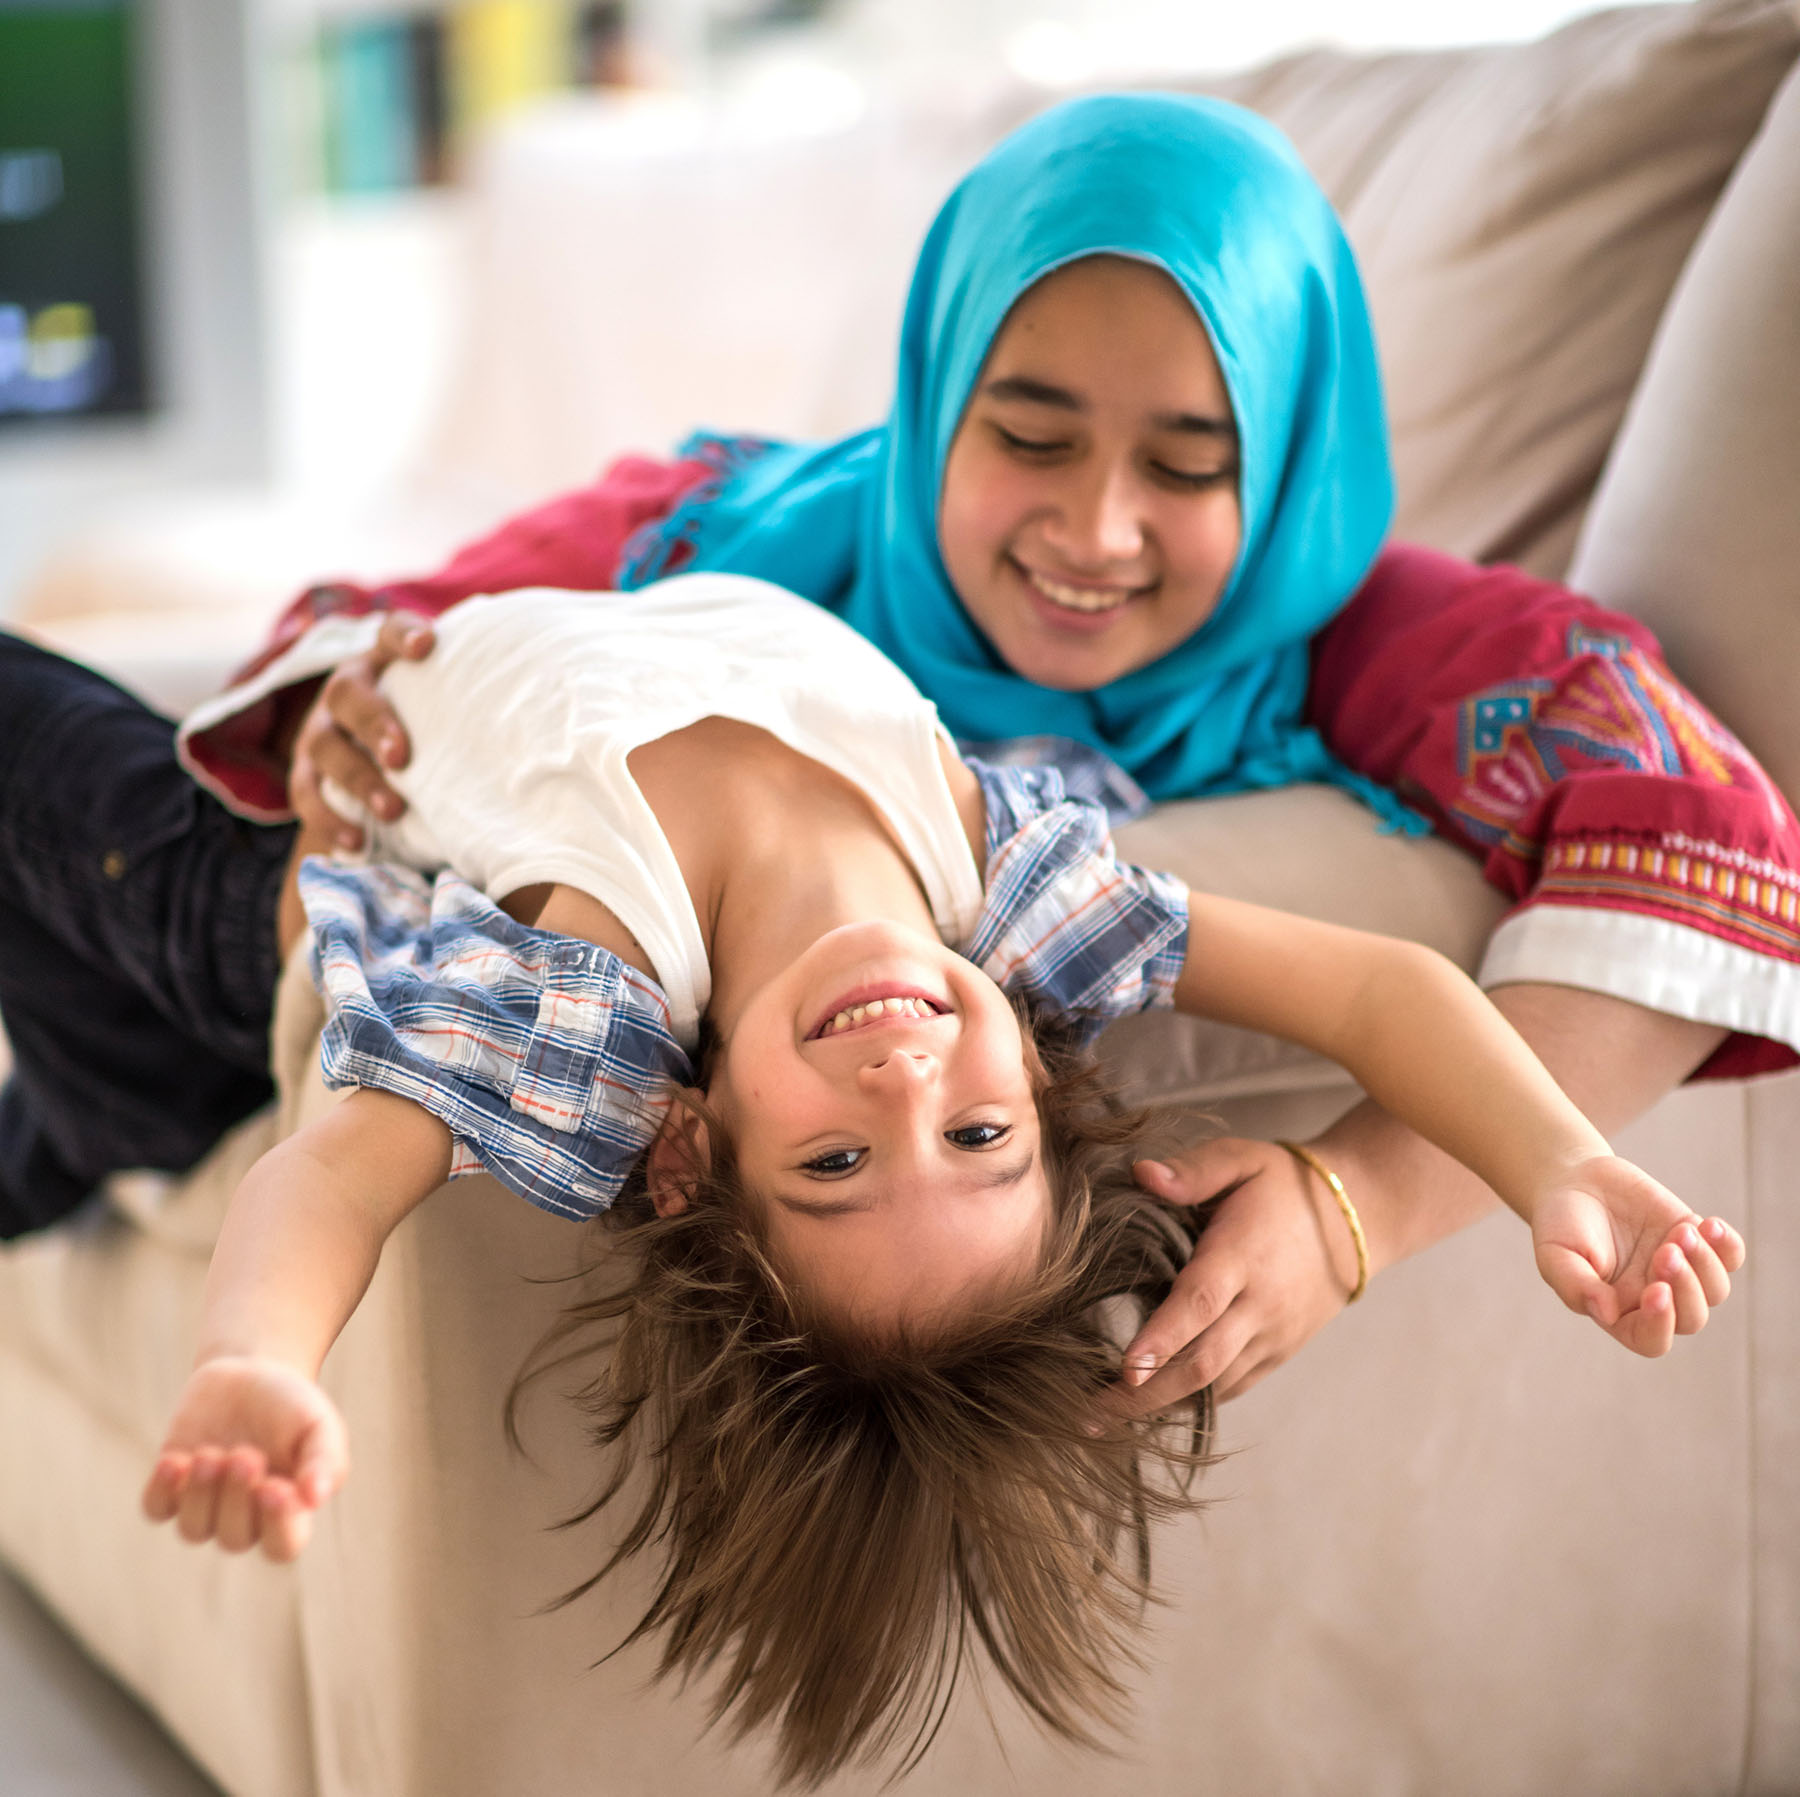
left=646, top=1090, right=710, bottom=1217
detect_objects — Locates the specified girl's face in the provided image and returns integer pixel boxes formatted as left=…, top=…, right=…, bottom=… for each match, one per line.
left=938, top=254, right=1242, bottom=692
left=704, top=921, right=1050, bottom=1333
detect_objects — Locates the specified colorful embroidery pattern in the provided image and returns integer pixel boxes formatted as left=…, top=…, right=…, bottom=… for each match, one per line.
left=1451, top=625, right=1745, bottom=854
left=1532, top=832, right=1800, bottom=962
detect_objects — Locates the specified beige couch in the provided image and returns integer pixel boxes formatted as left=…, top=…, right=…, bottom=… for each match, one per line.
left=5, top=4, right=1800, bottom=1792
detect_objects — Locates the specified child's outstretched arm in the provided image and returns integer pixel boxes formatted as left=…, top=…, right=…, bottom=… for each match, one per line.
left=1118, top=895, right=1742, bottom=1408
left=141, top=1089, right=451, bottom=1562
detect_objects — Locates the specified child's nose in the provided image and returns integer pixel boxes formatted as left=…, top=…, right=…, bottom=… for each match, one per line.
left=857, top=1049, right=938, bottom=1090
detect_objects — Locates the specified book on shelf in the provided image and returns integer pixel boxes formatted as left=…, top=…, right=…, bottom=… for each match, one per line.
left=321, top=17, right=420, bottom=192
left=298, top=0, right=636, bottom=196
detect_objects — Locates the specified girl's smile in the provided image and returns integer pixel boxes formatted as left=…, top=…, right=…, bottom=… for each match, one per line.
left=938, top=254, right=1242, bottom=691
left=1012, top=556, right=1156, bottom=629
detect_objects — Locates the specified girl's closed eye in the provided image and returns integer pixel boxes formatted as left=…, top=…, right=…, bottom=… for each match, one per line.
left=990, top=419, right=1235, bottom=491
left=992, top=422, right=1070, bottom=458
left=1152, top=459, right=1238, bottom=491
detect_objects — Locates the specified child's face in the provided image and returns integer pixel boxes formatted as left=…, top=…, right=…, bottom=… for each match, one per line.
left=706, top=922, right=1051, bottom=1333
left=938, top=254, right=1242, bottom=692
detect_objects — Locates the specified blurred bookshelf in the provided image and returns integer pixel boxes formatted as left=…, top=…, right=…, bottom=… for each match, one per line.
left=259, top=0, right=848, bottom=500
left=280, top=2, right=630, bottom=199
left=271, top=0, right=841, bottom=201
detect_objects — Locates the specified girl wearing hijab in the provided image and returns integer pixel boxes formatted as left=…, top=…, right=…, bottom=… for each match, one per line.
left=62, top=94, right=1800, bottom=1403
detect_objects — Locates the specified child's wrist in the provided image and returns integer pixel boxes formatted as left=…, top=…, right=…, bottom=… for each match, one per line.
left=1511, top=1140, right=1616, bottom=1226
left=191, top=1341, right=323, bottom=1380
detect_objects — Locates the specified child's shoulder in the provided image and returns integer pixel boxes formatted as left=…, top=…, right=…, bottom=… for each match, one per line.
left=936, top=735, right=990, bottom=870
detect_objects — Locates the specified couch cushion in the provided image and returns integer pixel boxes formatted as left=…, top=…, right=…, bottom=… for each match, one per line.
left=1567, top=57, right=1800, bottom=810
left=1106, top=784, right=1503, bottom=1104
left=1188, top=0, right=1800, bottom=580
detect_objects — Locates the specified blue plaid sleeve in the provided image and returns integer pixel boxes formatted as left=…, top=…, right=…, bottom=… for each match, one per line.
left=300, top=858, right=693, bottom=1221
left=955, top=733, right=1152, bottom=825
left=964, top=760, right=1189, bottom=1048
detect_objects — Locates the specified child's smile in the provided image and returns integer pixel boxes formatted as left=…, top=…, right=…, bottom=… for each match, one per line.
left=809, top=985, right=948, bottom=1040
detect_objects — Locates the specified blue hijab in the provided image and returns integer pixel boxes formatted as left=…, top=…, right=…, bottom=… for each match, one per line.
left=620, top=92, right=1415, bottom=824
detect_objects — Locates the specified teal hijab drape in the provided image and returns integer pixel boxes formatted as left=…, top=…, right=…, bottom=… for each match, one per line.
left=620, top=92, right=1415, bottom=821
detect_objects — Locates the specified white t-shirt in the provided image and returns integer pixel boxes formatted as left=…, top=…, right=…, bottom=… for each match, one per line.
left=353, top=574, right=984, bottom=1047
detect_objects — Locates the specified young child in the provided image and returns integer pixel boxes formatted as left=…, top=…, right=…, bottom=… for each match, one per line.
left=144, top=573, right=1741, bottom=1786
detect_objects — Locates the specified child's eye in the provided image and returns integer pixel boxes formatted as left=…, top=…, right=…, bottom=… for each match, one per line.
left=945, top=1121, right=1013, bottom=1151
left=993, top=423, right=1068, bottom=457
left=802, top=1146, right=867, bottom=1177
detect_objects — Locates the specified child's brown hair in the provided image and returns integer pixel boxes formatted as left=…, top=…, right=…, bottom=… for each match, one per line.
left=513, top=1043, right=1215, bottom=1788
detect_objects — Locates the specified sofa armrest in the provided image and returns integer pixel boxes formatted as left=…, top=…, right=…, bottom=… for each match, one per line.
left=1569, top=58, right=1800, bottom=811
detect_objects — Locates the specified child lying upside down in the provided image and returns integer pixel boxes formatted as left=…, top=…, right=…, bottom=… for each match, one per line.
left=141, top=574, right=1742, bottom=1785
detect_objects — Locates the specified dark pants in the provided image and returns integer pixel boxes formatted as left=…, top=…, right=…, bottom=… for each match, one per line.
left=0, top=632, right=293, bottom=1237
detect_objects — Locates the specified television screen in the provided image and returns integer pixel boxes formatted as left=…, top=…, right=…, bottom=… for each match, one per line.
left=0, top=0, right=149, bottom=423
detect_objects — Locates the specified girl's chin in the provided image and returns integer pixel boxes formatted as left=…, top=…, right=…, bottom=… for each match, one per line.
left=999, top=628, right=1146, bottom=692
left=973, top=581, right=1153, bottom=690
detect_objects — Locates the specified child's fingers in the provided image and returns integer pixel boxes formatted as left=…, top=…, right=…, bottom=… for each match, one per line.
left=174, top=1448, right=226, bottom=1544
left=141, top=1452, right=191, bottom=1524
left=255, top=1480, right=314, bottom=1564
left=1656, top=1240, right=1712, bottom=1336
left=1666, top=1221, right=1733, bottom=1309
left=213, top=1449, right=268, bottom=1554
left=292, top=1410, right=350, bottom=1508
left=1701, top=1216, right=1746, bottom=1274
left=1611, top=1281, right=1677, bottom=1358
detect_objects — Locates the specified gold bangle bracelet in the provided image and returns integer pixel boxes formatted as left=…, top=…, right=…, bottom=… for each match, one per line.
left=1276, top=1140, right=1369, bottom=1304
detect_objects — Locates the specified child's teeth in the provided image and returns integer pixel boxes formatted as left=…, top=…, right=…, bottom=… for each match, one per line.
left=823, top=996, right=944, bottom=1034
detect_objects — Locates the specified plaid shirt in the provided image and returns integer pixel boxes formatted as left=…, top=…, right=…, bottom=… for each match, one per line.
left=303, top=759, right=1188, bottom=1222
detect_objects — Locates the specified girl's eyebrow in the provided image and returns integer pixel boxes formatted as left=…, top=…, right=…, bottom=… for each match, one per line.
left=984, top=374, right=1083, bottom=410
left=982, top=375, right=1236, bottom=439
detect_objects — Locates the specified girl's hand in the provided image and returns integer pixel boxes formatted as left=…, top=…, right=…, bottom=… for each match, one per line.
left=1530, top=1154, right=1744, bottom=1356
left=290, top=612, right=435, bottom=850
left=141, top=1357, right=350, bottom=1563
left=1109, top=1137, right=1354, bottom=1415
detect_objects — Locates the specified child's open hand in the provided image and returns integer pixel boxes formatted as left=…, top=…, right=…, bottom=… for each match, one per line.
left=141, top=1357, right=349, bottom=1563
left=1530, top=1154, right=1744, bottom=1356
